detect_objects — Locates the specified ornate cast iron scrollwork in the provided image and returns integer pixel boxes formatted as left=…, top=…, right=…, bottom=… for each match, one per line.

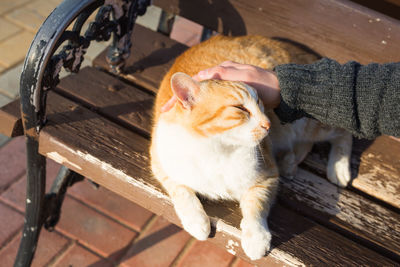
left=40, top=0, right=150, bottom=131
left=16, top=1, right=150, bottom=266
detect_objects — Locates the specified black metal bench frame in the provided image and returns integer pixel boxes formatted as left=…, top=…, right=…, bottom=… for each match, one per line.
left=16, top=0, right=150, bottom=265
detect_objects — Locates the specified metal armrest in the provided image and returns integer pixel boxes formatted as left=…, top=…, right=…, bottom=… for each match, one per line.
left=15, top=0, right=150, bottom=266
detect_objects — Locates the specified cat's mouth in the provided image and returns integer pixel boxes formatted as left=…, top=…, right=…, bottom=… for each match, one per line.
left=252, top=127, right=270, bottom=143
left=254, top=133, right=269, bottom=143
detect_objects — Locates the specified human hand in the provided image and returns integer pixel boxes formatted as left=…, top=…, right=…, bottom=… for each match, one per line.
left=161, top=61, right=281, bottom=112
left=194, top=61, right=281, bottom=108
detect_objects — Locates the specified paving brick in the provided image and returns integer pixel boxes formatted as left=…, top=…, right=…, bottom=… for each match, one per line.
left=0, top=0, right=30, bottom=15
left=0, top=63, right=23, bottom=99
left=56, top=197, right=137, bottom=261
left=120, top=216, right=191, bottom=267
left=84, top=41, right=110, bottom=61
left=0, top=136, right=26, bottom=191
left=0, top=18, right=22, bottom=42
left=0, top=31, right=35, bottom=68
left=176, top=240, right=235, bottom=267
left=0, top=134, right=10, bottom=147
left=68, top=180, right=153, bottom=232
left=0, top=202, right=23, bottom=247
left=53, top=243, right=113, bottom=267
left=170, top=16, right=203, bottom=47
left=25, top=0, right=59, bottom=18
left=0, top=158, right=61, bottom=212
left=0, top=229, right=69, bottom=267
left=50, top=0, right=63, bottom=6
left=5, top=7, right=46, bottom=33
left=136, top=5, right=162, bottom=31
left=58, top=55, right=93, bottom=79
left=0, top=94, right=12, bottom=108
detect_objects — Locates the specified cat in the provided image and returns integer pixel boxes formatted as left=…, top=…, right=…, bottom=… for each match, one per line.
left=150, top=35, right=352, bottom=260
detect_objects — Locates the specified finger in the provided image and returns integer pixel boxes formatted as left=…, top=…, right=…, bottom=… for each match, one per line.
left=195, top=66, right=244, bottom=81
left=193, top=66, right=221, bottom=81
left=192, top=71, right=222, bottom=81
left=161, top=95, right=177, bottom=112
left=192, top=73, right=203, bottom=81
left=220, top=61, right=258, bottom=71
left=219, top=60, right=240, bottom=67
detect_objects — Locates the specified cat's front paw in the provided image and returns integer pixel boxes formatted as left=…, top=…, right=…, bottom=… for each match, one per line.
left=327, top=157, right=351, bottom=187
left=240, top=219, right=271, bottom=261
left=180, top=211, right=211, bottom=241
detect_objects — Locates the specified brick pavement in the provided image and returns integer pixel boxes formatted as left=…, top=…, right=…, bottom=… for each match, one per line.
left=0, top=1, right=255, bottom=266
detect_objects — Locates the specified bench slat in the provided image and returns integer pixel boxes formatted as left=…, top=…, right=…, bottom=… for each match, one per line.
left=57, top=67, right=400, bottom=260
left=303, top=138, right=400, bottom=210
left=0, top=100, right=23, bottom=137
left=56, top=70, right=154, bottom=137
left=38, top=90, right=396, bottom=266
left=93, top=25, right=400, bottom=210
left=153, top=0, right=400, bottom=64
left=108, top=25, right=186, bottom=93
left=280, top=169, right=400, bottom=259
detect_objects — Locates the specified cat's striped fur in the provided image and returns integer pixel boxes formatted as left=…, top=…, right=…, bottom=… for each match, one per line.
left=150, top=35, right=352, bottom=260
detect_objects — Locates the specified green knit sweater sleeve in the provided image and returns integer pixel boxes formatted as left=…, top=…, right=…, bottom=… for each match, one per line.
left=273, top=58, right=400, bottom=139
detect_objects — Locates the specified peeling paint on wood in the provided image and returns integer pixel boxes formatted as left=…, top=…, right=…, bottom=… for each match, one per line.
left=280, top=168, right=400, bottom=256
left=47, top=151, right=82, bottom=171
left=46, top=136, right=167, bottom=201
left=303, top=137, right=400, bottom=210
left=214, top=219, right=241, bottom=239
left=226, top=239, right=239, bottom=255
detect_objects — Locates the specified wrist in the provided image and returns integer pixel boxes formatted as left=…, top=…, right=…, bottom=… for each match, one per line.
left=257, top=71, right=281, bottom=109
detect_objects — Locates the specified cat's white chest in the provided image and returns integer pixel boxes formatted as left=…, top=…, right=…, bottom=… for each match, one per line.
left=155, top=121, right=260, bottom=200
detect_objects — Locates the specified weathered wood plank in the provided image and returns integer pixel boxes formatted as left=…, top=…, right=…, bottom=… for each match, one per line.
left=303, top=137, right=400, bottom=210
left=153, top=0, right=400, bottom=64
left=280, top=169, right=400, bottom=260
left=38, top=91, right=397, bottom=266
left=57, top=67, right=400, bottom=260
left=0, top=99, right=23, bottom=137
left=56, top=67, right=154, bottom=136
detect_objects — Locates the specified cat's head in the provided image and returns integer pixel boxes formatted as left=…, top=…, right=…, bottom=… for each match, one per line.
left=163, top=72, right=271, bottom=147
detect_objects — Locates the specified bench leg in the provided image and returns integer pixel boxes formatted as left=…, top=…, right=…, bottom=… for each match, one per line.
left=44, top=166, right=84, bottom=231
left=14, top=138, right=46, bottom=267
left=14, top=138, right=84, bottom=266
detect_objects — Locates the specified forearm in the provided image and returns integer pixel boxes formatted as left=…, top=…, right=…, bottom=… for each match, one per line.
left=274, top=58, right=400, bottom=139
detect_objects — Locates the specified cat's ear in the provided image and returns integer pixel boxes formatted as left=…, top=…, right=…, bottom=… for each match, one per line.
left=171, top=72, right=200, bottom=109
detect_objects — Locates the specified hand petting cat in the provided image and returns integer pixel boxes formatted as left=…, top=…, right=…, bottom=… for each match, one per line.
left=194, top=61, right=281, bottom=108
left=153, top=35, right=352, bottom=261
left=161, top=61, right=281, bottom=112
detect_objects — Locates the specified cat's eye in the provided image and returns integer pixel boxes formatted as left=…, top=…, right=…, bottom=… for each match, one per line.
left=234, top=105, right=250, bottom=114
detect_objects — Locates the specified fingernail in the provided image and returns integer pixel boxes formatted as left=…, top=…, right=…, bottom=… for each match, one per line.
left=197, top=70, right=206, bottom=78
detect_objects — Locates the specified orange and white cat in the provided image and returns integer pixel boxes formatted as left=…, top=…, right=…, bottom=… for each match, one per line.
left=150, top=35, right=352, bottom=260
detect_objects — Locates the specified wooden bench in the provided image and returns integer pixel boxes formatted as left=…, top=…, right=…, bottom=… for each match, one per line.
left=1, top=0, right=400, bottom=266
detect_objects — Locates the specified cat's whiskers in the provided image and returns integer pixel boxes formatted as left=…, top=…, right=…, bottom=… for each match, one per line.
left=257, top=143, right=267, bottom=165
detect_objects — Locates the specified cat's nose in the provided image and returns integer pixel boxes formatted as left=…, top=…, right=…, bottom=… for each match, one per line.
left=261, top=120, right=271, bottom=131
